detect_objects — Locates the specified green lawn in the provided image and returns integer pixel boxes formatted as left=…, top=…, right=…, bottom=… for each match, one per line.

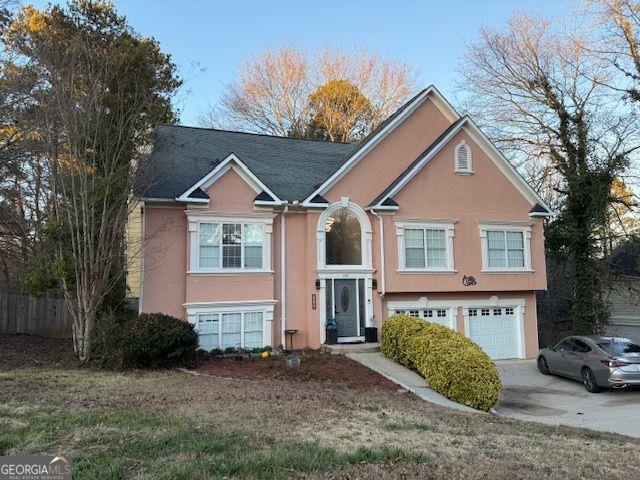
left=1, top=338, right=639, bottom=479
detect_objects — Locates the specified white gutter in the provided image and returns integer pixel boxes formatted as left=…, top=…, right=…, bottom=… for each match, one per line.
left=280, top=204, right=288, bottom=349
left=369, top=209, right=386, bottom=297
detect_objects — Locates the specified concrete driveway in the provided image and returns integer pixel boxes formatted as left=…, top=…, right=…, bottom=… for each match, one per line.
left=495, top=359, right=640, bottom=438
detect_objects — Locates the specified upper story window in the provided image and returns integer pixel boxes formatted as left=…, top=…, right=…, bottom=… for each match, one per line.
left=189, top=214, right=273, bottom=274
left=316, top=198, right=373, bottom=271
left=199, top=222, right=264, bottom=269
left=455, top=141, right=473, bottom=173
left=396, top=220, right=456, bottom=272
left=325, top=208, right=362, bottom=265
left=479, top=223, right=532, bottom=272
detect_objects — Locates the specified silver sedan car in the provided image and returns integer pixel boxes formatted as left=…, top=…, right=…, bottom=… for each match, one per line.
left=537, top=336, right=640, bottom=392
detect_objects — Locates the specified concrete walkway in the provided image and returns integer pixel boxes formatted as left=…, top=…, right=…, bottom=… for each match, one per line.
left=347, top=352, right=477, bottom=413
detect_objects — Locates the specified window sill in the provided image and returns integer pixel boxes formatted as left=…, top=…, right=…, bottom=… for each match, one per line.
left=396, top=269, right=457, bottom=274
left=187, top=270, right=274, bottom=276
left=481, top=269, right=534, bottom=274
left=455, top=170, right=474, bottom=175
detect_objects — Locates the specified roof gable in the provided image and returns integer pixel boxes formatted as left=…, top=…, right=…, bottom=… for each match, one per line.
left=301, top=86, right=460, bottom=206
left=369, top=117, right=553, bottom=216
left=177, top=153, right=282, bottom=204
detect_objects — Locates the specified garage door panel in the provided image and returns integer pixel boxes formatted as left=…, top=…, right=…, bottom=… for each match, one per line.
left=468, top=308, right=519, bottom=360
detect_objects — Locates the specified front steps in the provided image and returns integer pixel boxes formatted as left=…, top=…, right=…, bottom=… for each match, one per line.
left=322, top=342, right=380, bottom=355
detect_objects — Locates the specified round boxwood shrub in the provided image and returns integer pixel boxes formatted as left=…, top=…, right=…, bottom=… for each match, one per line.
left=381, top=313, right=501, bottom=411
left=93, top=311, right=199, bottom=369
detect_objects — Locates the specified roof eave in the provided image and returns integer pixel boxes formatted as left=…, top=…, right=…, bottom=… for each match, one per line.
left=254, top=200, right=285, bottom=206
left=369, top=205, right=399, bottom=211
left=174, top=197, right=210, bottom=204
left=529, top=211, right=554, bottom=218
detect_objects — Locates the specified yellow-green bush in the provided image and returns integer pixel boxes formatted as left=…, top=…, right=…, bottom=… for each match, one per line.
left=381, top=314, right=501, bottom=411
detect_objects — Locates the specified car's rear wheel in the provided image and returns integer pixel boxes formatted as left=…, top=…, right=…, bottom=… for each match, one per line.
left=582, top=367, right=602, bottom=393
left=537, top=356, right=550, bottom=375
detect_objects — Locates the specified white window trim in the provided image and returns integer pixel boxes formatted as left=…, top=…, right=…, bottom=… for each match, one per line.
left=454, top=140, right=473, bottom=174
left=395, top=219, right=456, bottom=273
left=478, top=222, right=532, bottom=273
left=185, top=300, right=276, bottom=349
left=316, top=198, right=373, bottom=272
left=187, top=213, right=273, bottom=274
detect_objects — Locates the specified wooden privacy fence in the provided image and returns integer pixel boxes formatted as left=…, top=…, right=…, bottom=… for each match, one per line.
left=0, top=293, right=72, bottom=338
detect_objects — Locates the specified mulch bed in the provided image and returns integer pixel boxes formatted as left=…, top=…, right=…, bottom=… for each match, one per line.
left=0, top=335, right=398, bottom=392
left=195, top=349, right=399, bottom=391
left=0, top=334, right=77, bottom=371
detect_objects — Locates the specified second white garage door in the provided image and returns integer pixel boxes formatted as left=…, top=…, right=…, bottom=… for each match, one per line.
left=467, top=307, right=519, bottom=360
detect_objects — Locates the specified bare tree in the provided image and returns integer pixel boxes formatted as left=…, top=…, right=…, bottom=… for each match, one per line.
left=202, top=46, right=420, bottom=140
left=315, top=47, right=419, bottom=133
left=458, top=13, right=640, bottom=334
left=210, top=47, right=311, bottom=137
left=586, top=0, right=640, bottom=100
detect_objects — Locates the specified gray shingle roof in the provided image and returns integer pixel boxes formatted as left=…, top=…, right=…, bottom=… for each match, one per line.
left=136, top=124, right=357, bottom=202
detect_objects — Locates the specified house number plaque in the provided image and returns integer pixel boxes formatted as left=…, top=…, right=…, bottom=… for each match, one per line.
left=311, top=294, right=317, bottom=310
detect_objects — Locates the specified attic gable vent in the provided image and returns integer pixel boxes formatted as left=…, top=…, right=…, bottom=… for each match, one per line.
left=455, top=141, right=472, bottom=173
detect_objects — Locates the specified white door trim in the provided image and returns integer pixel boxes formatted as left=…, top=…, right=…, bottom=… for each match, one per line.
left=319, top=274, right=373, bottom=344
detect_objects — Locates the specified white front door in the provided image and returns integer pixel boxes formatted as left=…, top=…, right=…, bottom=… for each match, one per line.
left=467, top=307, right=519, bottom=360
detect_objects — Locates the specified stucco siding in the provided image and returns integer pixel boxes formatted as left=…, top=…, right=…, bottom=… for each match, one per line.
left=381, top=128, right=546, bottom=293
left=324, top=97, right=451, bottom=206
left=141, top=205, right=187, bottom=318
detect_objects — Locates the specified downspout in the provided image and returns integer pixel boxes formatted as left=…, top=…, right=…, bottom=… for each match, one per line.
left=280, top=204, right=288, bottom=349
left=369, top=209, right=386, bottom=298
left=139, top=200, right=145, bottom=314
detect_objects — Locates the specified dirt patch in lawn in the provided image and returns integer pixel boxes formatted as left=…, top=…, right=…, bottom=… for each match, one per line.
left=196, top=349, right=398, bottom=391
left=0, top=334, right=77, bottom=371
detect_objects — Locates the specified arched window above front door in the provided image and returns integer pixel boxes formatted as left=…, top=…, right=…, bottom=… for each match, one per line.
left=325, top=208, right=362, bottom=265
left=316, top=199, right=373, bottom=271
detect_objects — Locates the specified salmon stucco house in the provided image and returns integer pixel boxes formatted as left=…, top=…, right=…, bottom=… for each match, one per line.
left=128, top=86, right=553, bottom=360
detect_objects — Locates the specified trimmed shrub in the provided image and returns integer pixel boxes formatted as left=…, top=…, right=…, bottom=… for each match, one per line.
left=381, top=314, right=501, bottom=411
left=93, top=311, right=199, bottom=369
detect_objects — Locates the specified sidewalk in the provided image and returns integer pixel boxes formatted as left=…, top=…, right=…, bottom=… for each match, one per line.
left=347, top=351, right=477, bottom=413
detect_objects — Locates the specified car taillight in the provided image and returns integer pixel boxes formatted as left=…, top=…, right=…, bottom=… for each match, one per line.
left=601, top=359, right=630, bottom=368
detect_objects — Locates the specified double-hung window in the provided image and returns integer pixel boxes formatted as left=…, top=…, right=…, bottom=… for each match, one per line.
left=396, top=221, right=455, bottom=272
left=479, top=224, right=531, bottom=272
left=197, top=221, right=266, bottom=271
left=195, top=310, right=265, bottom=351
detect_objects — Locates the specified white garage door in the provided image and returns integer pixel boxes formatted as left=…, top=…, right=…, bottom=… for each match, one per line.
left=468, top=307, right=519, bottom=360
left=392, top=308, right=452, bottom=328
